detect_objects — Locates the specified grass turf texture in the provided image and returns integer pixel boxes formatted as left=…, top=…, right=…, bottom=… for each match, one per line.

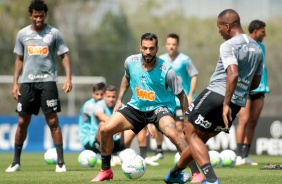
left=1, top=152, right=282, bottom=184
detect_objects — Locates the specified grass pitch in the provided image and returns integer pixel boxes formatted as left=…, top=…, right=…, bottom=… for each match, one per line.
left=1, top=152, right=281, bottom=184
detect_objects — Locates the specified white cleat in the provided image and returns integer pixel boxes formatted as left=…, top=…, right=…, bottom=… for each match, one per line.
left=56, top=164, right=66, bottom=172
left=6, top=164, right=21, bottom=172
left=150, top=153, right=164, bottom=162
left=145, top=157, right=159, bottom=166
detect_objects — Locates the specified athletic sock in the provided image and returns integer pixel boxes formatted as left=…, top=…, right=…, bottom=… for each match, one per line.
left=200, top=163, right=217, bottom=182
left=55, top=144, right=64, bottom=166
left=170, top=164, right=185, bottom=178
left=12, top=143, right=23, bottom=166
left=189, top=160, right=200, bottom=174
left=242, top=144, right=251, bottom=158
left=156, top=145, right=163, bottom=154
left=236, top=143, right=243, bottom=157
left=139, top=146, right=147, bottom=159
left=101, top=154, right=111, bottom=170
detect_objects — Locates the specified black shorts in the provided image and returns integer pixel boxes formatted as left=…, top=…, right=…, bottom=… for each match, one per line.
left=187, top=89, right=241, bottom=133
left=249, top=92, right=265, bottom=101
left=118, top=105, right=172, bottom=134
left=84, top=132, right=125, bottom=153
left=175, top=107, right=184, bottom=121
left=17, top=82, right=61, bottom=115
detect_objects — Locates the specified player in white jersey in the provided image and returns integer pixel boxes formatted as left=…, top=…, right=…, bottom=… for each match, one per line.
left=164, top=9, right=263, bottom=184
left=6, top=0, right=72, bottom=173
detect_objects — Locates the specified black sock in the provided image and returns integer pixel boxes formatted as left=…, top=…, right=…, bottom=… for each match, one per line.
left=101, top=154, right=111, bottom=170
left=189, top=160, right=200, bottom=174
left=12, top=143, right=23, bottom=166
left=242, top=144, right=251, bottom=158
left=170, top=164, right=185, bottom=178
left=139, top=146, right=147, bottom=159
left=55, top=144, right=64, bottom=166
left=237, top=143, right=243, bottom=157
left=156, top=145, right=163, bottom=154
left=200, top=163, right=217, bottom=182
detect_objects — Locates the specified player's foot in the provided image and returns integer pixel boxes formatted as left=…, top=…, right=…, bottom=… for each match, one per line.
left=191, top=172, right=205, bottom=183
left=91, top=168, right=113, bottom=182
left=235, top=156, right=243, bottom=165
left=242, top=157, right=258, bottom=165
left=145, top=157, right=159, bottom=166
left=202, top=178, right=221, bottom=184
left=150, top=152, right=164, bottom=162
left=111, top=155, right=122, bottom=166
left=55, top=164, right=66, bottom=172
left=5, top=163, right=20, bottom=172
left=164, top=171, right=190, bottom=184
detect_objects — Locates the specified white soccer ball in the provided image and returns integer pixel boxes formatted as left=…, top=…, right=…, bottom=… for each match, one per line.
left=220, top=149, right=236, bottom=167
left=78, top=150, right=97, bottom=167
left=174, top=152, right=181, bottom=163
left=119, top=148, right=137, bottom=162
left=44, top=148, right=57, bottom=165
left=208, top=150, right=221, bottom=167
left=122, top=154, right=146, bottom=179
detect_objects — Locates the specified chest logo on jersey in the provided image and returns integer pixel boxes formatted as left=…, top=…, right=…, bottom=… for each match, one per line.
left=136, top=88, right=155, bottom=101
left=28, top=46, right=49, bottom=55
left=43, top=33, right=52, bottom=44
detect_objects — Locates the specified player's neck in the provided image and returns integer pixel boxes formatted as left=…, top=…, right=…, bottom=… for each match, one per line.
left=169, top=52, right=179, bottom=61
left=31, top=23, right=47, bottom=33
left=142, top=58, right=157, bottom=71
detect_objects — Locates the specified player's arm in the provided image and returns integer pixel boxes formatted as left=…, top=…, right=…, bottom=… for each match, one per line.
left=166, top=69, right=189, bottom=123
left=61, top=53, right=72, bottom=93
left=186, top=59, right=198, bottom=105
left=12, top=55, right=24, bottom=100
left=250, top=56, right=263, bottom=90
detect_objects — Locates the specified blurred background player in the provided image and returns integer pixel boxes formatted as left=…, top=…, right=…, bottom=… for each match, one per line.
left=235, top=19, right=270, bottom=166
left=151, top=33, right=202, bottom=182
left=78, top=84, right=156, bottom=166
left=6, top=0, right=72, bottom=173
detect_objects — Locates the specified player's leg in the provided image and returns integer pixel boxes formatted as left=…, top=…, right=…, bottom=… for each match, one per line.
left=235, top=99, right=251, bottom=165
left=150, top=127, right=164, bottom=161
left=6, top=83, right=37, bottom=172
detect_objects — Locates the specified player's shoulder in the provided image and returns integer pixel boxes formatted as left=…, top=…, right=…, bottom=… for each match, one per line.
left=125, top=53, right=142, bottom=62
left=17, top=25, right=32, bottom=35
left=159, top=53, right=168, bottom=60
left=178, top=52, right=191, bottom=61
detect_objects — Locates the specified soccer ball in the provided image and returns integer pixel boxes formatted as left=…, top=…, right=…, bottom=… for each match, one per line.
left=174, top=152, right=180, bottom=163
left=78, top=150, right=97, bottom=167
left=208, top=150, right=221, bottom=167
left=122, top=154, right=146, bottom=179
left=119, top=148, right=137, bottom=162
left=220, top=149, right=236, bottom=167
left=44, top=148, right=57, bottom=165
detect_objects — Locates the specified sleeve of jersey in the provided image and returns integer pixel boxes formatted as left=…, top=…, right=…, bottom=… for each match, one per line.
left=166, top=68, right=183, bottom=95
left=220, top=42, right=238, bottom=70
left=186, top=59, right=199, bottom=76
left=93, top=103, right=104, bottom=115
left=13, top=31, right=23, bottom=56
left=54, top=29, right=69, bottom=55
left=124, top=57, right=130, bottom=77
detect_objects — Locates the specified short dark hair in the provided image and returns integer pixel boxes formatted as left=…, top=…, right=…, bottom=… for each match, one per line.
left=93, top=82, right=106, bottom=92
left=104, top=85, right=117, bottom=93
left=167, top=33, right=179, bottom=44
left=141, top=33, right=158, bottom=47
left=248, top=20, right=266, bottom=34
left=29, top=0, right=48, bottom=14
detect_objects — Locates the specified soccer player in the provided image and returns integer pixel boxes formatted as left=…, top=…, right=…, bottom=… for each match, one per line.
left=235, top=20, right=270, bottom=166
left=164, top=9, right=263, bottom=184
left=150, top=33, right=203, bottom=182
left=6, top=0, right=72, bottom=172
left=91, top=33, right=191, bottom=182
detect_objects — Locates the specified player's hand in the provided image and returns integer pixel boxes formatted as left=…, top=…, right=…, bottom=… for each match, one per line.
left=187, top=95, right=193, bottom=106
left=146, top=124, right=155, bottom=138
left=11, top=83, right=20, bottom=100
left=63, top=79, right=72, bottom=93
left=113, top=100, right=122, bottom=112
left=222, top=104, right=232, bottom=130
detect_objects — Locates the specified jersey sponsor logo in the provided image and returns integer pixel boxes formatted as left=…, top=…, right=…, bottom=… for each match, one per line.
left=159, top=64, right=166, bottom=71
left=28, top=46, right=49, bottom=55
left=154, top=106, right=169, bottom=115
left=195, top=114, right=212, bottom=129
left=43, top=33, right=52, bottom=44
left=243, top=44, right=256, bottom=52
left=136, top=87, right=155, bottom=101
left=28, top=74, right=48, bottom=80
left=46, top=99, right=58, bottom=107
left=132, top=56, right=138, bottom=62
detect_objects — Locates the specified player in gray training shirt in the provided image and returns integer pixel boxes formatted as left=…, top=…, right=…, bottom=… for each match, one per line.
left=164, top=9, right=263, bottom=184
left=6, top=0, right=72, bottom=173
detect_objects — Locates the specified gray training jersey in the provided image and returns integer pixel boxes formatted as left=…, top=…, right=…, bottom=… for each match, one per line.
left=207, top=34, right=263, bottom=107
left=14, top=24, right=69, bottom=83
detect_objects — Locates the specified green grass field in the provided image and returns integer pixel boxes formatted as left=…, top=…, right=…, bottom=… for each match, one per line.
left=1, top=152, right=281, bottom=184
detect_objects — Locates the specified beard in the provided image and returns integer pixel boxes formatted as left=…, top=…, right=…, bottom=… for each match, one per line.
left=142, top=54, right=156, bottom=63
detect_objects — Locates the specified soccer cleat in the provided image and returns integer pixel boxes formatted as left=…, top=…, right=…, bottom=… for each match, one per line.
left=55, top=164, right=66, bottom=172
left=91, top=168, right=113, bottom=182
left=242, top=157, right=258, bottom=166
left=164, top=171, right=190, bottom=184
left=111, top=155, right=122, bottom=166
left=5, top=164, right=20, bottom=172
left=150, top=152, right=164, bottom=162
left=145, top=157, right=159, bottom=166
left=191, top=173, right=205, bottom=183
left=235, top=156, right=243, bottom=165
left=202, top=178, right=221, bottom=184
